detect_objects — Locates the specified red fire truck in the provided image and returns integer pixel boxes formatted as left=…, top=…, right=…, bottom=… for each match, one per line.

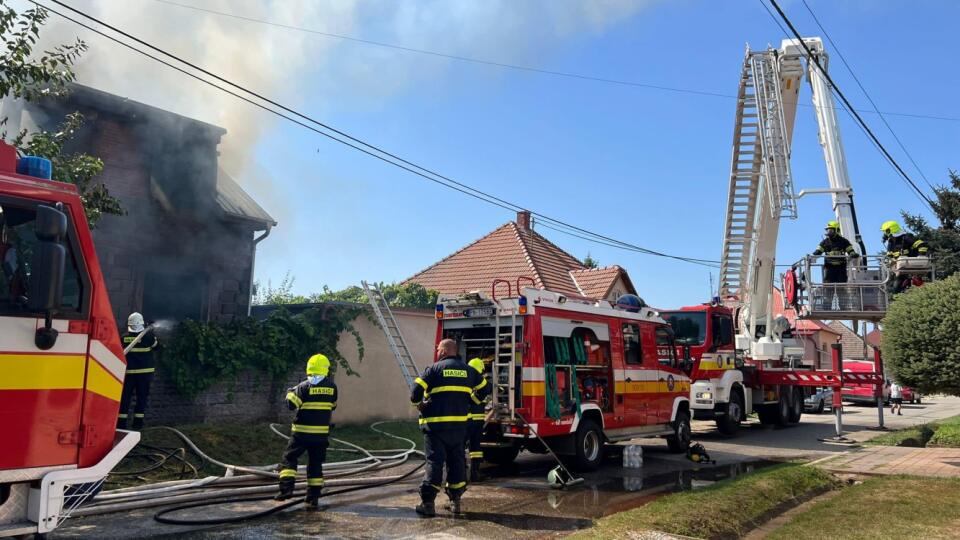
left=0, top=143, right=137, bottom=537
left=435, top=281, right=692, bottom=470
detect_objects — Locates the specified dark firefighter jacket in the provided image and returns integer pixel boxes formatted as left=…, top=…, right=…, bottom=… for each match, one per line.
left=886, top=233, right=929, bottom=258
left=411, top=355, right=487, bottom=432
left=123, top=331, right=159, bottom=375
left=286, top=378, right=338, bottom=439
left=813, top=236, right=858, bottom=266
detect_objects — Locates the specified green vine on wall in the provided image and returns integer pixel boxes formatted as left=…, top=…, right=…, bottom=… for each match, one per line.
left=160, top=306, right=364, bottom=398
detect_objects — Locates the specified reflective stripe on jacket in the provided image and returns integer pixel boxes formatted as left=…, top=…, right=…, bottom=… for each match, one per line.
left=411, top=356, right=486, bottom=431
left=123, top=331, right=159, bottom=374
left=286, top=378, right=338, bottom=439
left=813, top=236, right=857, bottom=266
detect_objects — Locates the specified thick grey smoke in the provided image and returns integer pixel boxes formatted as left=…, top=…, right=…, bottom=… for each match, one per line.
left=46, top=0, right=657, bottom=179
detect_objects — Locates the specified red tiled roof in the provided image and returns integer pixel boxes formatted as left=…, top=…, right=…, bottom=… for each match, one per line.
left=570, top=266, right=635, bottom=300
left=772, top=289, right=840, bottom=335
left=405, top=218, right=634, bottom=299
left=828, top=321, right=876, bottom=359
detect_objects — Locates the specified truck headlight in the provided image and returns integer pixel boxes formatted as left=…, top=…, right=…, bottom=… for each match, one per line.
left=696, top=392, right=713, bottom=400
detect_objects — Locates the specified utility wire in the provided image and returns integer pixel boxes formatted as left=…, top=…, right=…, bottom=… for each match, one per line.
left=41, top=0, right=716, bottom=268
left=146, top=0, right=960, bottom=124
left=799, top=0, right=936, bottom=192
left=764, top=0, right=937, bottom=213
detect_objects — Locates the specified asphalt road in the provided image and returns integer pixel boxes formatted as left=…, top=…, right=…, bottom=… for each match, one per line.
left=53, top=396, right=960, bottom=539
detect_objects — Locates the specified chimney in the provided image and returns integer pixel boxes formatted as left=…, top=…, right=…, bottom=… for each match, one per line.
left=516, top=210, right=531, bottom=232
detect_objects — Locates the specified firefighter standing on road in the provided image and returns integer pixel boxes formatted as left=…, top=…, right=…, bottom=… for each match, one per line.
left=812, top=221, right=858, bottom=310
left=276, top=353, right=338, bottom=509
left=118, top=313, right=159, bottom=430
left=881, top=220, right=929, bottom=293
left=411, top=339, right=486, bottom=517
left=466, top=358, right=490, bottom=482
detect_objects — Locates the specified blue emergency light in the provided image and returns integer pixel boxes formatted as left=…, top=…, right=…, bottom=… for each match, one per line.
left=16, top=156, right=52, bottom=180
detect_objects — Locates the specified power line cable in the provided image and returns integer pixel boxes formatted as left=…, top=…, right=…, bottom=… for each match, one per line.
left=146, top=0, right=960, bottom=124
left=799, top=0, right=936, bottom=192
left=764, top=0, right=937, bottom=213
left=41, top=0, right=717, bottom=268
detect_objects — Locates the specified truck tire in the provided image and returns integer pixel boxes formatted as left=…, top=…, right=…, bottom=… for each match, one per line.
left=757, top=404, right=779, bottom=425
left=666, top=410, right=692, bottom=453
left=716, top=388, right=744, bottom=436
left=788, top=387, right=803, bottom=424
left=483, top=444, right=520, bottom=466
left=573, top=419, right=604, bottom=471
left=776, top=389, right=791, bottom=426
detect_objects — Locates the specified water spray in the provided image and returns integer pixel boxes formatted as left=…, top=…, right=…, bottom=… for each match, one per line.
left=122, top=319, right=175, bottom=355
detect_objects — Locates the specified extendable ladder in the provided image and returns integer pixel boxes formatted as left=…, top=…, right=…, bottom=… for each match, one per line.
left=361, top=281, right=420, bottom=391
left=492, top=308, right=518, bottom=419
left=719, top=48, right=797, bottom=298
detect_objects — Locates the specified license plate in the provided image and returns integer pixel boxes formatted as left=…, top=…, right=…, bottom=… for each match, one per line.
left=464, top=307, right=494, bottom=318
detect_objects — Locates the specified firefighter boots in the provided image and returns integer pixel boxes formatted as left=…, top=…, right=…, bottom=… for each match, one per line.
left=275, top=477, right=295, bottom=501
left=444, top=497, right=462, bottom=515
left=304, top=486, right=322, bottom=509
left=415, top=501, right=436, bottom=517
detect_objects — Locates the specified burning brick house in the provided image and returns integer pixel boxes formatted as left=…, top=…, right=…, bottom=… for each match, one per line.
left=5, top=84, right=275, bottom=325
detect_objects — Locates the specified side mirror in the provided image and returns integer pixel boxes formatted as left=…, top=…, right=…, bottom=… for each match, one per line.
left=28, top=205, right=67, bottom=350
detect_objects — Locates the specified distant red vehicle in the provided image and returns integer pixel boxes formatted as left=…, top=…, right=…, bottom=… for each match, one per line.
left=841, top=359, right=883, bottom=405
left=901, top=386, right=921, bottom=404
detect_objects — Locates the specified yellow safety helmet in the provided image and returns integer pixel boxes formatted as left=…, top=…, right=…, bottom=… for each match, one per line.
left=468, top=357, right=484, bottom=373
left=881, top=220, right=901, bottom=235
left=825, top=220, right=840, bottom=231
left=306, top=354, right=330, bottom=376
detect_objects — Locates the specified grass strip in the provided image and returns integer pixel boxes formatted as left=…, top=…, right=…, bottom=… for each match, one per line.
left=865, top=414, right=960, bottom=448
left=767, top=475, right=960, bottom=540
left=570, top=463, right=837, bottom=540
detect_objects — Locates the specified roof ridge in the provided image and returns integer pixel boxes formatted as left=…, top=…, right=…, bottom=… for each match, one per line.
left=568, top=270, right=587, bottom=296
left=511, top=222, right=545, bottom=288
left=404, top=222, right=516, bottom=283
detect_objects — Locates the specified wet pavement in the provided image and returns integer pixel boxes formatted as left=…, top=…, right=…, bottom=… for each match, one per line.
left=52, top=396, right=960, bottom=539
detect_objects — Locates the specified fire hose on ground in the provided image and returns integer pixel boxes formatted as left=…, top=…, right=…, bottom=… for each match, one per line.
left=71, top=421, right=424, bottom=526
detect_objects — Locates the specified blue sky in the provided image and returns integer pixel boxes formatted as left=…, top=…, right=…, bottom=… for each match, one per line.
left=61, top=0, right=960, bottom=308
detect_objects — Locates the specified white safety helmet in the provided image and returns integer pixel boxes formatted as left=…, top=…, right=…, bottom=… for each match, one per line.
left=127, top=312, right=145, bottom=333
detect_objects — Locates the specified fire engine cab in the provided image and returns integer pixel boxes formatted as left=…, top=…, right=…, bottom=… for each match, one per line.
left=0, top=142, right=137, bottom=537
left=435, top=280, right=691, bottom=470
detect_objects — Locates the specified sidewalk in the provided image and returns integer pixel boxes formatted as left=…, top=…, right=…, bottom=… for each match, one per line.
left=817, top=445, right=960, bottom=477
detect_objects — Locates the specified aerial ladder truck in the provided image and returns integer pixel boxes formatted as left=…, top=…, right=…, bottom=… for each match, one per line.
left=663, top=37, right=901, bottom=436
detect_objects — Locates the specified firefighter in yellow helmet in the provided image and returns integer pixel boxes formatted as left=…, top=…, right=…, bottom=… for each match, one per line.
left=812, top=220, right=859, bottom=284
left=881, top=220, right=929, bottom=292
left=276, top=354, right=338, bottom=509
left=465, top=358, right=490, bottom=482
left=811, top=221, right=858, bottom=310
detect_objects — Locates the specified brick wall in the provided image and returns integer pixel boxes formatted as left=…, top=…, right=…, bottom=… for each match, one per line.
left=70, top=113, right=258, bottom=326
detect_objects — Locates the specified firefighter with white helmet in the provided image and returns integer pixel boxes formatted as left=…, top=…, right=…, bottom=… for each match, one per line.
left=276, top=353, right=338, bottom=509
left=118, top=312, right=159, bottom=430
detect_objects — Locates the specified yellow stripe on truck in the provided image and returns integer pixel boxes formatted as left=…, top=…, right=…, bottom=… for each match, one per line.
left=522, top=381, right=545, bottom=397
left=615, top=381, right=691, bottom=394
left=0, top=354, right=86, bottom=390
left=86, top=360, right=123, bottom=402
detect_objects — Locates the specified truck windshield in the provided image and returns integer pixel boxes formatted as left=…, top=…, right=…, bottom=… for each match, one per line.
left=663, top=312, right=706, bottom=346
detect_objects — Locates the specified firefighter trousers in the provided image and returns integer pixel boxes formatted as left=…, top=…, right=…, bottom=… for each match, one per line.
left=466, top=420, right=483, bottom=479
left=118, top=373, right=153, bottom=430
left=421, top=429, right=466, bottom=502
left=279, top=435, right=328, bottom=497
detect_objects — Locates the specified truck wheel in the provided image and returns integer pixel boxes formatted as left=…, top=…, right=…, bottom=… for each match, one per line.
left=573, top=419, right=604, bottom=471
left=757, top=404, right=778, bottom=425
left=788, top=387, right=803, bottom=424
left=776, top=389, right=791, bottom=426
left=716, top=388, right=744, bottom=436
left=667, top=410, right=692, bottom=453
left=483, top=444, right=520, bottom=466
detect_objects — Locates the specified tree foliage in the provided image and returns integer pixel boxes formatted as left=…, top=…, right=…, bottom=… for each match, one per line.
left=583, top=252, right=599, bottom=269
left=161, top=306, right=364, bottom=398
left=902, top=170, right=960, bottom=279
left=882, top=274, right=960, bottom=396
left=0, top=2, right=123, bottom=227
left=254, top=272, right=438, bottom=309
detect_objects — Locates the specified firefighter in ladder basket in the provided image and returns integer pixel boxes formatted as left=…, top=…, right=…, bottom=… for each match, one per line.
left=811, top=220, right=858, bottom=310
left=881, top=220, right=929, bottom=293
left=411, top=339, right=486, bottom=517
